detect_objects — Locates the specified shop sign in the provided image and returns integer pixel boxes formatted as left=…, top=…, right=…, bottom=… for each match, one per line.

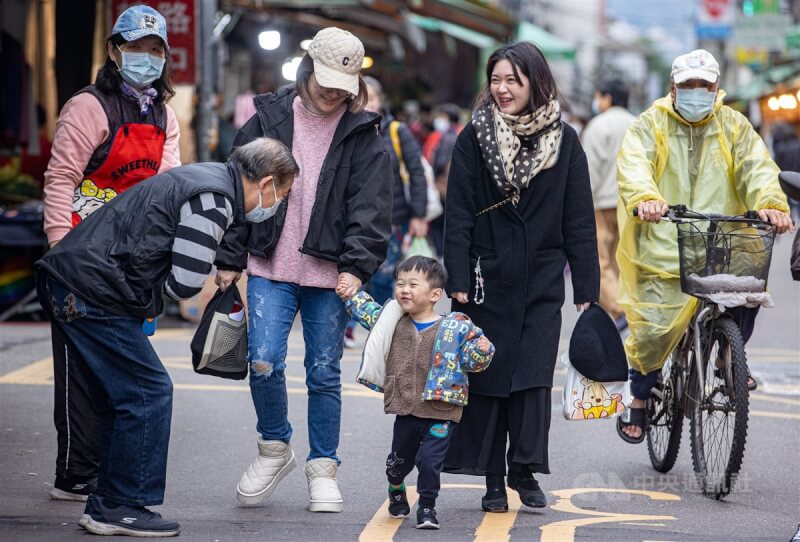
left=733, top=13, right=790, bottom=52
left=110, top=0, right=197, bottom=85
left=696, top=0, right=735, bottom=39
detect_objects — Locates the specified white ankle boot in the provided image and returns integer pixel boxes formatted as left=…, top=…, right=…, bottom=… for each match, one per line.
left=236, top=439, right=296, bottom=506
left=305, top=458, right=343, bottom=513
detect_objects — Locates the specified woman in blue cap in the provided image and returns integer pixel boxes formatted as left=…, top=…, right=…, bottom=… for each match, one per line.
left=41, top=4, right=181, bottom=536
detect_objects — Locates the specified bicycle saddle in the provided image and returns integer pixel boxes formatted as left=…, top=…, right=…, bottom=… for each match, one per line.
left=778, top=171, right=800, bottom=201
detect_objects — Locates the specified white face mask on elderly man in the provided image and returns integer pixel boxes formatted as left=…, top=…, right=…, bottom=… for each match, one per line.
left=245, top=180, right=282, bottom=223
left=674, top=88, right=716, bottom=123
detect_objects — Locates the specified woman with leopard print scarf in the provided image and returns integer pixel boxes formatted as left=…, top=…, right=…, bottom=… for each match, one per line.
left=442, top=41, right=599, bottom=514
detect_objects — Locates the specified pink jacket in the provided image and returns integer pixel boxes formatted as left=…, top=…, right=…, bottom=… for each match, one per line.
left=43, top=92, right=181, bottom=244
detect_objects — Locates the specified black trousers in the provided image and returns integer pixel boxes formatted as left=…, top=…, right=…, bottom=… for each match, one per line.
left=444, top=388, right=552, bottom=478
left=51, top=321, right=99, bottom=480
left=386, top=416, right=453, bottom=508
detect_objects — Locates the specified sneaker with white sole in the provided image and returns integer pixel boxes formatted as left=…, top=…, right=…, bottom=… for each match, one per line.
left=305, top=458, right=343, bottom=513
left=236, top=439, right=296, bottom=506
left=78, top=494, right=180, bottom=537
left=50, top=475, right=96, bottom=502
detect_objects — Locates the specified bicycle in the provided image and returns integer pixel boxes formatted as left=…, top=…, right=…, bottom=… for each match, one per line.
left=634, top=205, right=776, bottom=499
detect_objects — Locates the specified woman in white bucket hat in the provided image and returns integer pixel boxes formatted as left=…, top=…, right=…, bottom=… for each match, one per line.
left=215, top=27, right=392, bottom=513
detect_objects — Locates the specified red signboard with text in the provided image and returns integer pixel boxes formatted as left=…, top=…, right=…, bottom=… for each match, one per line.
left=110, top=0, right=197, bottom=85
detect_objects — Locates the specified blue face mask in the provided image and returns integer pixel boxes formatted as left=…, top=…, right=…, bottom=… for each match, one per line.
left=674, top=88, right=716, bottom=123
left=245, top=180, right=282, bottom=223
left=117, top=46, right=165, bottom=88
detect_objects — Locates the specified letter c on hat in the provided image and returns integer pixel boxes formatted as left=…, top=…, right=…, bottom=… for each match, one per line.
left=342, top=57, right=350, bottom=66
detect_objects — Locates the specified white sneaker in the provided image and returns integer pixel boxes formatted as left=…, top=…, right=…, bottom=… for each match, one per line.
left=236, top=439, right=296, bottom=506
left=305, top=458, right=343, bottom=513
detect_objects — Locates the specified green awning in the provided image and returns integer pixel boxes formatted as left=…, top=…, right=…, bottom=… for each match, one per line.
left=408, top=13, right=497, bottom=50
left=516, top=21, right=575, bottom=60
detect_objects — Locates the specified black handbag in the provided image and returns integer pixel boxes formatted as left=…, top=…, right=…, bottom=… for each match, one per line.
left=190, top=286, right=248, bottom=380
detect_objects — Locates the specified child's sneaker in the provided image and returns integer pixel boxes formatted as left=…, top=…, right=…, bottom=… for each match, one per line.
left=79, top=494, right=180, bottom=537
left=387, top=485, right=410, bottom=518
left=415, top=506, right=440, bottom=529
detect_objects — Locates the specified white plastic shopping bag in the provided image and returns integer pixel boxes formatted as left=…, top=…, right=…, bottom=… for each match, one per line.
left=560, top=353, right=630, bottom=421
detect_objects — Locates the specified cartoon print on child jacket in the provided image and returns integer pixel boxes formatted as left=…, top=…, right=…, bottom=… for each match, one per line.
left=347, top=291, right=494, bottom=406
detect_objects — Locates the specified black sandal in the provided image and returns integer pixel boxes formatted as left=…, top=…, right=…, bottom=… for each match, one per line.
left=616, top=406, right=647, bottom=444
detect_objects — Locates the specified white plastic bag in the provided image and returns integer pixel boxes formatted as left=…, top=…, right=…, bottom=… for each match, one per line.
left=561, top=353, right=630, bottom=421
left=404, top=235, right=436, bottom=260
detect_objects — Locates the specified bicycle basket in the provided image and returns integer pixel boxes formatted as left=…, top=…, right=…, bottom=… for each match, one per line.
left=676, top=219, right=776, bottom=298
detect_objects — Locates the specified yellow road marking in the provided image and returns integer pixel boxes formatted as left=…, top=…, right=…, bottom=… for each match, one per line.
left=359, top=485, right=419, bottom=541
left=474, top=491, right=523, bottom=542
left=750, top=393, right=800, bottom=407
left=0, top=357, right=52, bottom=384
left=751, top=410, right=800, bottom=420
left=624, top=523, right=668, bottom=526
left=541, top=488, right=679, bottom=542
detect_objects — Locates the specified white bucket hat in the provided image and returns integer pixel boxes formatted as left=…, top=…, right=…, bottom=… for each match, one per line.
left=671, top=49, right=720, bottom=84
left=307, top=27, right=364, bottom=96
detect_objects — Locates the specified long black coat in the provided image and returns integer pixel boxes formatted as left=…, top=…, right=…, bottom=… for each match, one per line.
left=444, top=122, right=599, bottom=396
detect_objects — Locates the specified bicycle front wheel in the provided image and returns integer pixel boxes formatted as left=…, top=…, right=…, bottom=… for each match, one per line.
left=647, top=350, right=684, bottom=473
left=689, top=317, right=750, bottom=499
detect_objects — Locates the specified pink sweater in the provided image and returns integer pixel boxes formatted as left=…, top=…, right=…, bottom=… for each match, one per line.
left=248, top=97, right=344, bottom=289
left=43, top=92, right=181, bottom=244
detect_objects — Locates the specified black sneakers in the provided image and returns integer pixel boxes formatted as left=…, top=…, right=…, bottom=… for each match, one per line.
left=79, top=494, right=180, bottom=537
left=387, top=485, right=410, bottom=518
left=50, top=475, right=97, bottom=502
left=415, top=506, right=440, bottom=530
left=507, top=473, right=547, bottom=508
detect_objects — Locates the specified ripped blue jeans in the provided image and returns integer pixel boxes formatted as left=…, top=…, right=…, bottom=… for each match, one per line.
left=246, top=277, right=347, bottom=462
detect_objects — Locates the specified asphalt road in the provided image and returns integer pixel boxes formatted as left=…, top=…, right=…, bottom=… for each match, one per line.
left=1, top=237, right=798, bottom=541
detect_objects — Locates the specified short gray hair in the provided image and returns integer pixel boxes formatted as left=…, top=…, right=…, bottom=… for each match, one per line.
left=230, top=138, right=298, bottom=189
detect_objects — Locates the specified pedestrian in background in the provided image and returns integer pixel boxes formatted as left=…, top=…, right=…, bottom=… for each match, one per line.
left=344, top=256, right=494, bottom=530
left=343, top=75, right=428, bottom=347
left=581, top=78, right=635, bottom=328
left=36, top=138, right=298, bottom=537
left=771, top=122, right=800, bottom=222
left=214, top=27, right=392, bottom=513
left=41, top=4, right=180, bottom=503
left=443, top=41, right=599, bottom=512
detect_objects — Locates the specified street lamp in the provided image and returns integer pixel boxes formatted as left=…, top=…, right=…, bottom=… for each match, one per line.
left=259, top=30, right=281, bottom=51
left=282, top=56, right=303, bottom=81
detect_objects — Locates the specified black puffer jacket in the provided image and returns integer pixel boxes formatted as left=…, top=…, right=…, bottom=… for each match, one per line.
left=214, top=86, right=392, bottom=283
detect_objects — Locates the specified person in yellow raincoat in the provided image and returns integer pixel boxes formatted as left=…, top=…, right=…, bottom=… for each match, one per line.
left=615, top=49, right=793, bottom=443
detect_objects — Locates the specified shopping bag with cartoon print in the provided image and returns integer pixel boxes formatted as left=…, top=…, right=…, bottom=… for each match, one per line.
left=561, top=353, right=629, bottom=421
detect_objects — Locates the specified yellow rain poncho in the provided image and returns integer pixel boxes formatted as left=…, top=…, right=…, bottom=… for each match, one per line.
left=616, top=91, right=789, bottom=375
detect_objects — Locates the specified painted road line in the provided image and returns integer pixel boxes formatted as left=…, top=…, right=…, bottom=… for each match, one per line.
left=750, top=393, right=800, bottom=407
left=541, top=488, right=679, bottom=542
left=758, top=383, right=800, bottom=395
left=0, top=357, right=52, bottom=384
left=359, top=485, right=419, bottom=541
left=751, top=410, right=800, bottom=420
left=473, top=491, right=523, bottom=542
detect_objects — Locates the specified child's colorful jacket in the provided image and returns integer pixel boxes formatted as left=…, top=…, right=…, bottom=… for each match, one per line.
left=346, top=291, right=494, bottom=407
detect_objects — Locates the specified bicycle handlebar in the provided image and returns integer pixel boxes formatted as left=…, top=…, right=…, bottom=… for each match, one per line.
left=633, top=204, right=764, bottom=224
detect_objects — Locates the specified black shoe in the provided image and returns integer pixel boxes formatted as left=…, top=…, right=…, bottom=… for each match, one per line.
left=50, top=474, right=97, bottom=502
left=79, top=494, right=180, bottom=537
left=507, top=473, right=547, bottom=508
left=481, top=475, right=508, bottom=512
left=387, top=485, right=410, bottom=518
left=415, top=506, right=440, bottom=529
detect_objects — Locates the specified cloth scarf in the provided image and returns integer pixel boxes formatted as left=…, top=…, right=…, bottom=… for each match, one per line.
left=472, top=100, right=563, bottom=204
left=120, top=81, right=158, bottom=115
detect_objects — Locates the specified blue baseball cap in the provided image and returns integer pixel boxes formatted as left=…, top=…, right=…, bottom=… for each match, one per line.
left=112, top=5, right=169, bottom=48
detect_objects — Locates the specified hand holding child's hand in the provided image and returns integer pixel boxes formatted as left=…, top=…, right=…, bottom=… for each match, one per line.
left=477, top=336, right=491, bottom=354
left=336, top=272, right=362, bottom=301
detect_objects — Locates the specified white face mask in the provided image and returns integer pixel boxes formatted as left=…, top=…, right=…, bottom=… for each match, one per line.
left=245, top=180, right=282, bottom=223
left=433, top=117, right=450, bottom=133
left=674, top=88, right=716, bottom=123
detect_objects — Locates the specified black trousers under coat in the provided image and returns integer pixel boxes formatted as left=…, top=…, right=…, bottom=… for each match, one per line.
left=51, top=322, right=99, bottom=480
